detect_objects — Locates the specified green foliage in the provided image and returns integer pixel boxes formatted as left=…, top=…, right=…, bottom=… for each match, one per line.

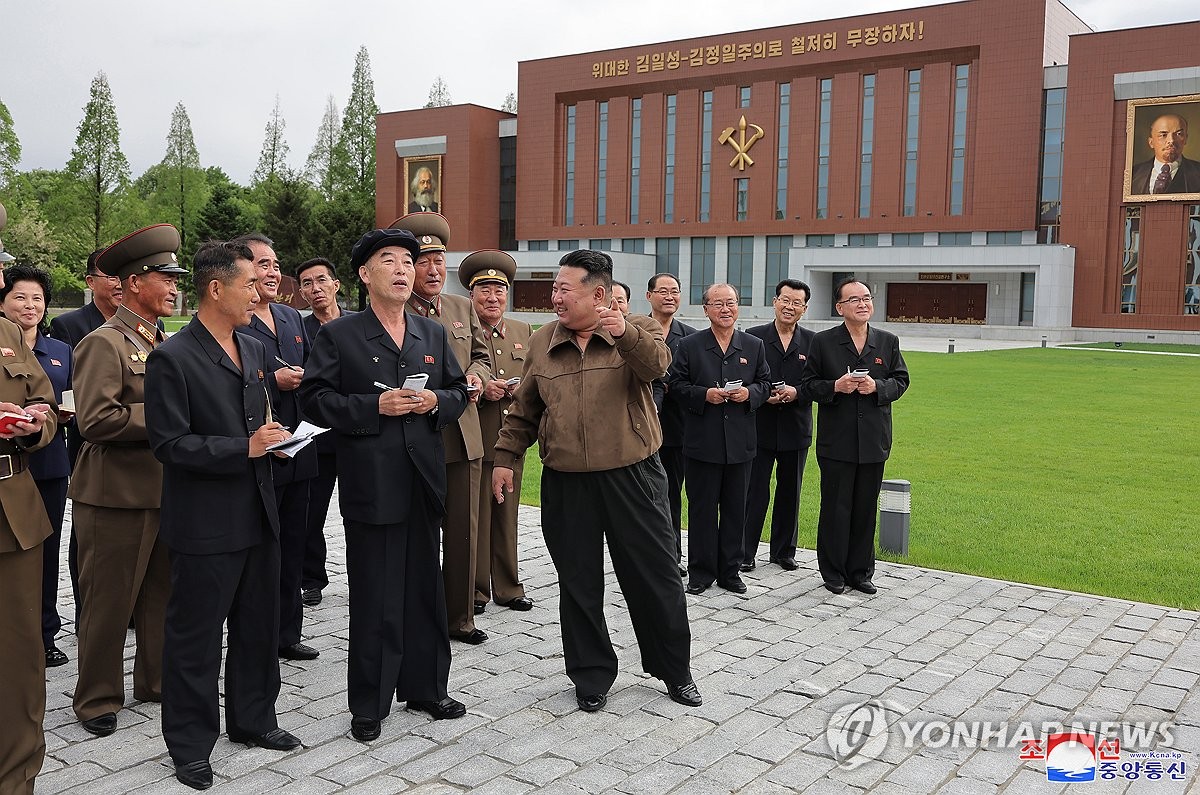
left=0, top=201, right=83, bottom=296
left=424, top=76, right=452, bottom=108
left=253, top=95, right=291, bottom=185
left=0, top=98, right=20, bottom=188
left=154, top=102, right=208, bottom=254
left=305, top=95, right=340, bottom=201
left=66, top=71, right=132, bottom=250
left=194, top=167, right=258, bottom=246
left=501, top=91, right=518, bottom=114
left=255, top=171, right=322, bottom=269
left=332, top=47, right=379, bottom=198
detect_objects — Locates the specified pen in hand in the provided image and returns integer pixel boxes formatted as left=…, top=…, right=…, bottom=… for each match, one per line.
left=275, top=356, right=301, bottom=372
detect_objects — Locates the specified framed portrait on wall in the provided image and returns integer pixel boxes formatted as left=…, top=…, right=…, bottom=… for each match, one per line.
left=1123, top=95, right=1200, bottom=202
left=403, top=155, right=443, bottom=214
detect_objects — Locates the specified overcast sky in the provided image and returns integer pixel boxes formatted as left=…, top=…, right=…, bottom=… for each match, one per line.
left=2, top=0, right=1195, bottom=186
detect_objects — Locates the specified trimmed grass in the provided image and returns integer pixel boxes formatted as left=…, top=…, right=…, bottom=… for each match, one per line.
left=517, top=348, right=1200, bottom=609
left=1065, top=342, right=1200, bottom=355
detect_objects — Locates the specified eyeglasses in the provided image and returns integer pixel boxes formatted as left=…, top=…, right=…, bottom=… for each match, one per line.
left=705, top=300, right=739, bottom=309
left=775, top=297, right=807, bottom=308
left=837, top=295, right=873, bottom=306
left=650, top=288, right=681, bottom=297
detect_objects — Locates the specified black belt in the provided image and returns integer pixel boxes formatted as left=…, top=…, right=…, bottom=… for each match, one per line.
left=0, top=453, right=27, bottom=480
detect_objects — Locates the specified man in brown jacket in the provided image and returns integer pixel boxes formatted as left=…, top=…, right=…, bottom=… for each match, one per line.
left=70, top=224, right=187, bottom=737
left=0, top=202, right=59, bottom=795
left=462, top=250, right=532, bottom=614
left=492, top=249, right=699, bottom=713
left=393, top=212, right=493, bottom=644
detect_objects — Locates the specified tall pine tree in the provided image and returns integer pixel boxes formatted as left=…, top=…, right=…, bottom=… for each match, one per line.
left=0, top=98, right=20, bottom=189
left=305, top=95, right=340, bottom=201
left=158, top=102, right=207, bottom=254
left=253, top=95, right=291, bottom=185
left=66, top=71, right=131, bottom=250
left=331, top=47, right=379, bottom=197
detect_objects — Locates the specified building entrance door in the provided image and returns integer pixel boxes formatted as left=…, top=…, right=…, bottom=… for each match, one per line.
left=886, top=283, right=987, bottom=324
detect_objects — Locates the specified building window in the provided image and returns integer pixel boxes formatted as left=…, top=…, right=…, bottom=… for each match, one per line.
left=950, top=64, right=969, bottom=216
left=690, top=237, right=716, bottom=304
left=596, top=101, right=608, bottom=225
left=986, top=231, right=1022, bottom=244
left=589, top=239, right=612, bottom=250
left=765, top=236, right=792, bottom=304
left=699, top=90, right=713, bottom=222
left=1038, top=87, right=1066, bottom=244
left=1185, top=205, right=1200, bottom=314
left=499, top=135, right=517, bottom=251
left=903, top=70, right=921, bottom=217
left=816, top=78, right=832, bottom=220
left=1020, top=272, right=1035, bottom=325
left=939, top=232, right=972, bottom=246
left=527, top=240, right=549, bottom=251
left=664, top=95, right=677, bottom=223
left=621, top=238, right=645, bottom=254
left=775, top=83, right=790, bottom=220
left=739, top=86, right=751, bottom=108
left=830, top=271, right=855, bottom=316
left=1120, top=207, right=1141, bottom=313
left=565, top=105, right=576, bottom=227
left=848, top=234, right=878, bottom=247
left=735, top=178, right=749, bottom=221
left=891, top=233, right=924, bottom=246
left=806, top=234, right=835, bottom=248
left=859, top=74, right=875, bottom=219
left=558, top=239, right=578, bottom=251
left=656, top=237, right=680, bottom=279
left=728, top=237, right=754, bottom=303
left=630, top=98, right=641, bottom=224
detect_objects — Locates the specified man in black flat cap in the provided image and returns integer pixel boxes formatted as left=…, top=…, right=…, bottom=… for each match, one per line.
left=147, top=239, right=300, bottom=790
left=70, top=223, right=186, bottom=738
left=299, top=228, right=470, bottom=744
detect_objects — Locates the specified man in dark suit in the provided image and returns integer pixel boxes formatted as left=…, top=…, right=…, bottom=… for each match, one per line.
left=667, top=283, right=771, bottom=596
left=647, top=273, right=696, bottom=577
left=296, top=257, right=356, bottom=607
left=147, top=240, right=301, bottom=791
left=232, top=234, right=319, bottom=662
left=800, top=278, right=909, bottom=596
left=299, top=228, right=470, bottom=744
left=1129, top=113, right=1200, bottom=195
left=744, top=279, right=815, bottom=572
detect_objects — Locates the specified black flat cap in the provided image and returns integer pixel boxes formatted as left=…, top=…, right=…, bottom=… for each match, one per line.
left=350, top=228, right=422, bottom=272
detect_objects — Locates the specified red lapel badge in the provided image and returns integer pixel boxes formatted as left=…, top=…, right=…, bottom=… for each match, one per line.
left=874, top=357, right=883, bottom=364
left=295, top=335, right=303, bottom=344
left=452, top=321, right=464, bottom=329
left=514, top=343, right=523, bottom=350
left=739, top=357, right=747, bottom=365
left=0, top=347, right=14, bottom=357
left=424, top=355, right=435, bottom=364
left=51, top=358, right=62, bottom=366
left=797, top=354, right=807, bottom=361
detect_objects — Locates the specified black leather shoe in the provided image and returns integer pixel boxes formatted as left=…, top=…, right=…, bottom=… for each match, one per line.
left=450, top=629, right=488, bottom=645
left=824, top=580, right=846, bottom=595
left=350, top=716, right=381, bottom=742
left=497, top=596, right=533, bottom=611
left=174, top=759, right=213, bottom=790
left=576, top=692, right=607, bottom=712
left=684, top=582, right=708, bottom=595
left=474, top=601, right=486, bottom=615
left=278, top=642, right=319, bottom=660
left=666, top=680, right=703, bottom=707
left=82, top=712, right=117, bottom=736
left=227, top=727, right=301, bottom=751
left=407, top=697, right=466, bottom=720
left=739, top=560, right=756, bottom=572
left=678, top=565, right=688, bottom=578
left=301, top=588, right=322, bottom=607
left=851, top=579, right=878, bottom=595
left=775, top=557, right=799, bottom=571
left=45, top=646, right=69, bottom=667
left=719, top=576, right=748, bottom=594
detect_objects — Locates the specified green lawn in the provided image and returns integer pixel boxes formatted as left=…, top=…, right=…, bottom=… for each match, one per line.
left=516, top=348, right=1200, bottom=609
left=1065, top=342, right=1200, bottom=354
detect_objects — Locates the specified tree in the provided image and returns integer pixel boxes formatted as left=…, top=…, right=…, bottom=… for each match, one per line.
left=501, top=91, right=518, bottom=114
left=195, top=167, right=259, bottom=243
left=0, top=98, right=20, bottom=188
left=258, top=170, right=320, bottom=269
left=157, top=102, right=208, bottom=254
left=305, top=95, right=340, bottom=201
left=253, top=95, right=291, bottom=185
left=331, top=47, right=379, bottom=197
left=0, top=201, right=82, bottom=297
left=65, top=71, right=132, bottom=251
left=425, top=76, right=452, bottom=108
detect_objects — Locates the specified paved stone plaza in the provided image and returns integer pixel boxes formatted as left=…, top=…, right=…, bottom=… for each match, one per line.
left=38, top=502, right=1199, bottom=793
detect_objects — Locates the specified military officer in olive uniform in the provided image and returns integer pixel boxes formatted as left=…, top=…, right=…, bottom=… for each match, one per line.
left=391, top=213, right=493, bottom=644
left=0, top=202, right=59, bottom=795
left=463, top=251, right=533, bottom=614
left=70, top=224, right=187, bottom=737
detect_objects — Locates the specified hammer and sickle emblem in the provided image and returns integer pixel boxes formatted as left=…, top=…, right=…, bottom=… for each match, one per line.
left=718, top=115, right=765, bottom=171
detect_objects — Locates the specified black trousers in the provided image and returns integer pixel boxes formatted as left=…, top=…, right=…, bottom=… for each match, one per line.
left=275, top=478, right=311, bottom=648
left=659, top=445, right=686, bottom=563
left=540, top=456, right=692, bottom=697
left=301, top=453, right=337, bottom=592
left=343, top=480, right=450, bottom=720
left=744, top=447, right=807, bottom=563
left=685, top=458, right=751, bottom=588
left=815, top=458, right=885, bottom=586
left=36, top=476, right=68, bottom=648
left=162, top=535, right=281, bottom=764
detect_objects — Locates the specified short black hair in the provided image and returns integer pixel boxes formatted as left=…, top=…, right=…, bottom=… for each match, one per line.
left=192, top=240, right=253, bottom=303
left=612, top=280, right=631, bottom=300
left=834, top=277, right=867, bottom=301
left=775, top=278, right=811, bottom=302
left=558, top=249, right=613, bottom=291
left=85, top=249, right=105, bottom=276
left=647, top=272, right=680, bottom=292
left=296, top=257, right=337, bottom=282
left=0, top=265, right=53, bottom=333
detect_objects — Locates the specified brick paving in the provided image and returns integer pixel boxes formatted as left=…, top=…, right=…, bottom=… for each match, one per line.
left=38, top=500, right=1199, bottom=793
